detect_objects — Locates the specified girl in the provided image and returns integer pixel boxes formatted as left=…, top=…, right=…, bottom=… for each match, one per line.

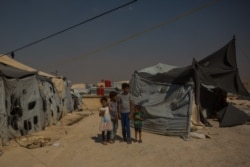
left=99, top=96, right=113, bottom=145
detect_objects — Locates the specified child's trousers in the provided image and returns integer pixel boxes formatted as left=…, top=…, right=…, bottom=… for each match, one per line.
left=102, top=131, right=111, bottom=141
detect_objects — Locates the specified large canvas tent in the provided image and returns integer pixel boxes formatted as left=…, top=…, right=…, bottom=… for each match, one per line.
left=0, top=55, right=73, bottom=145
left=129, top=37, right=250, bottom=138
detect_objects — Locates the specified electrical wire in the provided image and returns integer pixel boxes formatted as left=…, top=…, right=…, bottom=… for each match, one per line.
left=1, top=0, right=138, bottom=56
left=49, top=0, right=222, bottom=67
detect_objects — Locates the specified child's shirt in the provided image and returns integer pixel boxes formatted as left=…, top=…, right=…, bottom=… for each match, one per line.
left=100, top=106, right=111, bottom=123
left=119, top=93, right=132, bottom=113
left=109, top=101, right=118, bottom=120
left=99, top=106, right=113, bottom=131
left=133, top=112, right=143, bottom=126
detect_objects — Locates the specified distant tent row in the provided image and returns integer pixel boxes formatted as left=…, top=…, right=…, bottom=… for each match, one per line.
left=0, top=55, right=73, bottom=145
left=130, top=37, right=250, bottom=138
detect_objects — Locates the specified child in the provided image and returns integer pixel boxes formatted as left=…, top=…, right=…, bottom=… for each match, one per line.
left=99, top=96, right=113, bottom=145
left=118, top=83, right=133, bottom=144
left=109, top=91, right=119, bottom=142
left=130, top=104, right=144, bottom=143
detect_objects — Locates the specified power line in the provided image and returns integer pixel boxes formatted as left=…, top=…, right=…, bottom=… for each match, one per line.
left=50, top=0, right=222, bottom=67
left=1, top=0, right=138, bottom=56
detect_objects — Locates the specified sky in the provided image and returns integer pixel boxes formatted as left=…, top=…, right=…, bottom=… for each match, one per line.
left=0, top=0, right=250, bottom=84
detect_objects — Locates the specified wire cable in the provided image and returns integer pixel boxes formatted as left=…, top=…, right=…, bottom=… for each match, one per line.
left=50, top=0, right=222, bottom=67
left=1, top=0, right=138, bottom=56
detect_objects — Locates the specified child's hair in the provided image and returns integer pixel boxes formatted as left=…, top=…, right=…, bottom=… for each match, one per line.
left=100, top=96, right=108, bottom=102
left=109, top=91, right=118, bottom=99
left=122, top=83, right=129, bottom=89
left=134, top=104, right=141, bottom=110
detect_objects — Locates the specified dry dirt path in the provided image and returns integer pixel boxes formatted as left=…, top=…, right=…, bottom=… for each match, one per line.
left=0, top=110, right=250, bottom=167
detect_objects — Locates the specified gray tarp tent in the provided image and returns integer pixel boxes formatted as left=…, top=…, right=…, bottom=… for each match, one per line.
left=0, top=55, right=73, bottom=145
left=130, top=37, right=250, bottom=138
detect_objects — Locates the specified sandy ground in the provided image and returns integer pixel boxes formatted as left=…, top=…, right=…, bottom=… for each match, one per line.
left=0, top=98, right=250, bottom=167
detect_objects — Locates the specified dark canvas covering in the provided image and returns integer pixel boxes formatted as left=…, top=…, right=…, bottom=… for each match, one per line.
left=140, top=38, right=249, bottom=99
left=195, top=38, right=249, bottom=97
left=217, top=103, right=248, bottom=127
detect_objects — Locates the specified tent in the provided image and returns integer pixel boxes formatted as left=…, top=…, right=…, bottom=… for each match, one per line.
left=0, top=55, right=73, bottom=145
left=129, top=37, right=250, bottom=138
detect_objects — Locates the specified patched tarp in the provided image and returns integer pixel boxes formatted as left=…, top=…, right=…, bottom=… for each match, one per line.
left=0, top=55, right=73, bottom=145
left=3, top=76, right=45, bottom=138
left=130, top=65, right=193, bottom=138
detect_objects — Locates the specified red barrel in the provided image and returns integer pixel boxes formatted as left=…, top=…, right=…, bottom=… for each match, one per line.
left=97, top=86, right=104, bottom=95
left=105, top=80, right=111, bottom=87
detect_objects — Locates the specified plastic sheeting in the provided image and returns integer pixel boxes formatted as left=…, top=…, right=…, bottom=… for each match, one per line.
left=130, top=70, right=193, bottom=138
left=0, top=75, right=73, bottom=145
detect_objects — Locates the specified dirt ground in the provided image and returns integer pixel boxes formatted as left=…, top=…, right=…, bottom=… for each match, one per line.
left=0, top=97, right=250, bottom=167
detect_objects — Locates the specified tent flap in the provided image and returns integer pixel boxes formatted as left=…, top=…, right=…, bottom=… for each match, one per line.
left=217, top=104, right=248, bottom=127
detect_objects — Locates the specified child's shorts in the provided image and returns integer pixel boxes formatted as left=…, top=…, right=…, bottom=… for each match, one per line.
left=134, top=124, right=142, bottom=132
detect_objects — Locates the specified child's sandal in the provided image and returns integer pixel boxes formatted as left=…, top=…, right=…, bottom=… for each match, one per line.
left=108, top=140, right=114, bottom=144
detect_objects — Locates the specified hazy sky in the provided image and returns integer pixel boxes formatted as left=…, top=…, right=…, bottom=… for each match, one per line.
left=1, top=0, right=250, bottom=84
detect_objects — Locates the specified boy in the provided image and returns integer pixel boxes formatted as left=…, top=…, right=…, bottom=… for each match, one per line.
left=118, top=83, right=133, bottom=144
left=130, top=105, right=144, bottom=143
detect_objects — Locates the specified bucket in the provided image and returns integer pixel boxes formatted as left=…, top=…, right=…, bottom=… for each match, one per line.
left=97, top=86, right=104, bottom=95
left=105, top=80, right=111, bottom=87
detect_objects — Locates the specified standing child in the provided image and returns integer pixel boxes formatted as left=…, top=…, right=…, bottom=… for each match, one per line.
left=118, top=83, right=133, bottom=144
left=130, top=105, right=144, bottom=143
left=109, top=91, right=119, bottom=142
left=99, top=96, right=113, bottom=145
